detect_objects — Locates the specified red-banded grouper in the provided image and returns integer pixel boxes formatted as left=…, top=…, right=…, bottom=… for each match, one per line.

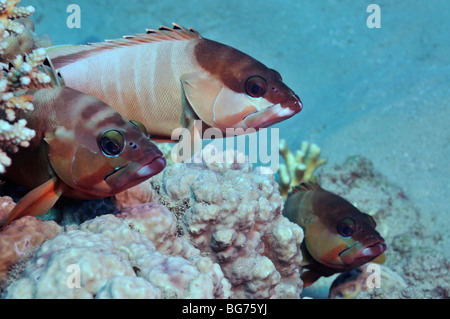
left=283, top=182, right=386, bottom=287
left=0, top=62, right=166, bottom=230
left=46, top=24, right=303, bottom=141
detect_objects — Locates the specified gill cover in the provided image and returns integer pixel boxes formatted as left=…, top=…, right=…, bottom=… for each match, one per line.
left=182, top=72, right=274, bottom=130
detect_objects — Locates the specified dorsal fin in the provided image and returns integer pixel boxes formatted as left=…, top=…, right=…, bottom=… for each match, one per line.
left=39, top=57, right=64, bottom=87
left=291, top=181, right=321, bottom=194
left=48, top=23, right=201, bottom=69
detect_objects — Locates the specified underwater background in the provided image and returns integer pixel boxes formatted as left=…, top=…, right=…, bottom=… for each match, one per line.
left=9, top=0, right=450, bottom=298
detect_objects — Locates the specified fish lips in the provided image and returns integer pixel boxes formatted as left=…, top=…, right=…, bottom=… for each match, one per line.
left=104, top=152, right=166, bottom=192
left=242, top=100, right=302, bottom=129
left=339, top=239, right=387, bottom=267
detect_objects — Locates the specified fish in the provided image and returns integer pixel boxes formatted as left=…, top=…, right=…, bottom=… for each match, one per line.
left=283, top=182, right=386, bottom=287
left=0, top=62, right=166, bottom=230
left=46, top=24, right=302, bottom=142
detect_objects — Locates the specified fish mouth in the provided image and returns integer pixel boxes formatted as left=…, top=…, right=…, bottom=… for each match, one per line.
left=242, top=101, right=301, bottom=129
left=355, top=242, right=387, bottom=262
left=104, top=152, right=166, bottom=191
left=339, top=240, right=387, bottom=267
left=134, top=155, right=166, bottom=178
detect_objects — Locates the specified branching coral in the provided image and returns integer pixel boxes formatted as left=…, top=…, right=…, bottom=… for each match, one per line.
left=0, top=47, right=52, bottom=172
left=278, top=139, right=327, bottom=198
left=0, top=0, right=35, bottom=40
left=0, top=0, right=53, bottom=173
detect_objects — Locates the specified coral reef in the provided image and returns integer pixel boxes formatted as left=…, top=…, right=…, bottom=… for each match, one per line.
left=0, top=194, right=14, bottom=220
left=278, top=139, right=327, bottom=198
left=0, top=0, right=35, bottom=42
left=0, top=47, right=52, bottom=173
left=1, top=17, right=52, bottom=62
left=0, top=0, right=52, bottom=174
left=2, top=203, right=231, bottom=298
left=0, top=195, right=61, bottom=291
left=1, top=148, right=304, bottom=299
left=153, top=141, right=177, bottom=166
left=116, top=147, right=304, bottom=298
left=0, top=0, right=51, bottom=61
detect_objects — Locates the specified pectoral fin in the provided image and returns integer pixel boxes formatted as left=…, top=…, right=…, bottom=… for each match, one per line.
left=181, top=72, right=223, bottom=128
left=0, top=177, right=65, bottom=230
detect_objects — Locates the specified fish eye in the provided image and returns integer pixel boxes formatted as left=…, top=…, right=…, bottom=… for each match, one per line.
left=245, top=76, right=267, bottom=98
left=129, top=120, right=150, bottom=138
left=337, top=217, right=356, bottom=237
left=99, top=129, right=125, bottom=156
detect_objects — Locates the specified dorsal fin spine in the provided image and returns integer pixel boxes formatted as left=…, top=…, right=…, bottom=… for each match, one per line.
left=49, top=24, right=201, bottom=69
left=291, top=181, right=321, bottom=194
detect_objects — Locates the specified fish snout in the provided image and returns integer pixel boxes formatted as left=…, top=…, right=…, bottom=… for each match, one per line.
left=281, top=92, right=303, bottom=114
left=292, top=93, right=303, bottom=112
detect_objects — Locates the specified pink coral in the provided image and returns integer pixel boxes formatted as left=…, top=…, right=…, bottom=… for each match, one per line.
left=116, top=149, right=304, bottom=298
left=0, top=195, right=15, bottom=222
left=3, top=203, right=231, bottom=298
left=0, top=196, right=61, bottom=283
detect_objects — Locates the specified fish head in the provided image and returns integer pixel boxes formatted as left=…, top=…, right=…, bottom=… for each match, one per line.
left=46, top=88, right=166, bottom=198
left=183, top=38, right=302, bottom=132
left=90, top=120, right=167, bottom=195
left=303, top=187, right=387, bottom=271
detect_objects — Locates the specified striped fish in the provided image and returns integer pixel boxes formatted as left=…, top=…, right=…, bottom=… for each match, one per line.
left=47, top=24, right=303, bottom=141
left=0, top=63, right=166, bottom=230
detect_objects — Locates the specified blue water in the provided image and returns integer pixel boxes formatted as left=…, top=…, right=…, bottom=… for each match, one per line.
left=24, top=0, right=449, bottom=252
